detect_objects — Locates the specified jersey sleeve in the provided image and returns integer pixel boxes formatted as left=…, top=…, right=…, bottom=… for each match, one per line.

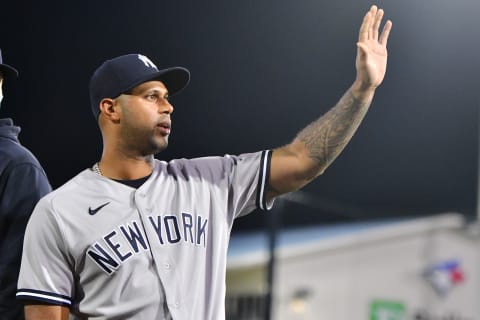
left=227, top=150, right=273, bottom=217
left=16, top=197, right=74, bottom=307
left=168, top=150, right=273, bottom=219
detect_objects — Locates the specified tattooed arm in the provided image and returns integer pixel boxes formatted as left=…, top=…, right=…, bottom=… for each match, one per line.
left=267, top=5, right=392, bottom=200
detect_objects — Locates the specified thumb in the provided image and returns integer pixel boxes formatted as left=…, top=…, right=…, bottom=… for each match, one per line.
left=356, top=42, right=369, bottom=59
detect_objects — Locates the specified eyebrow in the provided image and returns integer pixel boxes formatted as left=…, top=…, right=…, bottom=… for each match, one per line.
left=126, top=88, right=169, bottom=96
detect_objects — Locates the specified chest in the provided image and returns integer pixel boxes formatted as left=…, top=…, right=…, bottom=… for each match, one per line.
left=59, top=188, right=229, bottom=276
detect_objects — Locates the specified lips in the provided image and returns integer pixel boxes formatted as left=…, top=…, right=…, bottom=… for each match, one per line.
left=157, top=121, right=171, bottom=135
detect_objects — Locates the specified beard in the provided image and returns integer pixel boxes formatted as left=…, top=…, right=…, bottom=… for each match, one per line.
left=120, top=123, right=169, bottom=156
left=146, top=133, right=169, bottom=155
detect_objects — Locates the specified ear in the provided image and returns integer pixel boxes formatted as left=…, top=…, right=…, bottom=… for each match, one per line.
left=99, top=98, right=120, bottom=122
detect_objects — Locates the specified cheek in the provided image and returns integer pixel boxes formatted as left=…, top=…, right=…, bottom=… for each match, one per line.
left=122, top=106, right=153, bottom=127
left=132, top=104, right=158, bottom=120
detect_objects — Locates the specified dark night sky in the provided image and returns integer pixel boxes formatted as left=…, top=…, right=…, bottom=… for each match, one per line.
left=0, top=0, right=479, bottom=230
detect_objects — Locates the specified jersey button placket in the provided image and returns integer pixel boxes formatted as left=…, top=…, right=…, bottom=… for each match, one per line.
left=134, top=192, right=146, bottom=217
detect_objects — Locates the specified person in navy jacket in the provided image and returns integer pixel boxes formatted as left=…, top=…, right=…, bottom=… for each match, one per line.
left=0, top=48, right=52, bottom=320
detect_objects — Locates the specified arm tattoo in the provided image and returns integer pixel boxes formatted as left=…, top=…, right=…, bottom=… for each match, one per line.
left=296, top=89, right=372, bottom=172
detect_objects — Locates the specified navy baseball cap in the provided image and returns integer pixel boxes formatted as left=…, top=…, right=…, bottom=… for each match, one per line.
left=0, top=48, right=19, bottom=79
left=89, top=53, right=190, bottom=119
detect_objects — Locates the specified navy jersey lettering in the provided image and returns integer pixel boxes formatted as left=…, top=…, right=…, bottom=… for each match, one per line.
left=148, top=215, right=165, bottom=244
left=87, top=243, right=120, bottom=275
left=104, top=230, right=132, bottom=262
left=197, top=216, right=208, bottom=247
left=164, top=216, right=181, bottom=244
left=120, top=221, right=148, bottom=253
left=182, top=213, right=194, bottom=243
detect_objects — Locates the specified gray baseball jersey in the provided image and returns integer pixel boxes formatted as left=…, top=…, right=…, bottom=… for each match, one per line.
left=17, top=150, right=273, bottom=319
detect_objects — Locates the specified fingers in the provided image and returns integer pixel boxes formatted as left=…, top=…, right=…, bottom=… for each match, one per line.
left=358, top=8, right=372, bottom=43
left=359, top=5, right=391, bottom=43
left=367, top=6, right=377, bottom=40
left=372, top=8, right=384, bottom=40
left=379, top=20, right=393, bottom=46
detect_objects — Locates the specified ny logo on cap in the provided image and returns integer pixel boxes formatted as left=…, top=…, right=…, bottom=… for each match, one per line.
left=138, top=54, right=158, bottom=70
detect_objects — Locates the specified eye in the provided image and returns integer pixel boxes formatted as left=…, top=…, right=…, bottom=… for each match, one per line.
left=145, top=93, right=158, bottom=102
left=164, top=93, right=170, bottom=101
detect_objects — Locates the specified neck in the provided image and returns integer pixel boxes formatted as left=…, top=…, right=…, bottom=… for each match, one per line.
left=98, top=151, right=154, bottom=180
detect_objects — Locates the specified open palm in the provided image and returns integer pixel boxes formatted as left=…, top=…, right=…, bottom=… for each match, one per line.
left=355, top=6, right=392, bottom=89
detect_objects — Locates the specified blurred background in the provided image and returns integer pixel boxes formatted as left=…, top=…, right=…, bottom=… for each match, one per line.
left=1, top=0, right=479, bottom=319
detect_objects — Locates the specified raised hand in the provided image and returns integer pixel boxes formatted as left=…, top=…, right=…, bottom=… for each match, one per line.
left=355, top=5, right=392, bottom=92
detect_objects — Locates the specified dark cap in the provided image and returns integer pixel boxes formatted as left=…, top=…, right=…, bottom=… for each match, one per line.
left=0, top=48, right=19, bottom=79
left=89, top=53, right=190, bottom=119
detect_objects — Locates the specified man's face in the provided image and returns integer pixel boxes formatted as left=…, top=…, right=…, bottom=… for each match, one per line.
left=115, top=80, right=173, bottom=155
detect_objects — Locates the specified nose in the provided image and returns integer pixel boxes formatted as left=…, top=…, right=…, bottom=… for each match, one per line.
left=160, top=100, right=174, bottom=114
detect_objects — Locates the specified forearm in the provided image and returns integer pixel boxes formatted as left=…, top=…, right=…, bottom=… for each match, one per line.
left=25, top=304, right=70, bottom=320
left=295, top=84, right=375, bottom=176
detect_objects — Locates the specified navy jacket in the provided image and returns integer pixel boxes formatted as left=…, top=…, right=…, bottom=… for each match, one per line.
left=0, top=118, right=51, bottom=320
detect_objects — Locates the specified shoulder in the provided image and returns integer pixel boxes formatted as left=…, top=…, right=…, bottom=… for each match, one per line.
left=152, top=151, right=268, bottom=181
left=157, top=151, right=265, bottom=171
left=154, top=155, right=236, bottom=179
left=39, top=169, right=93, bottom=208
left=0, top=146, right=50, bottom=194
left=0, top=141, right=43, bottom=169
